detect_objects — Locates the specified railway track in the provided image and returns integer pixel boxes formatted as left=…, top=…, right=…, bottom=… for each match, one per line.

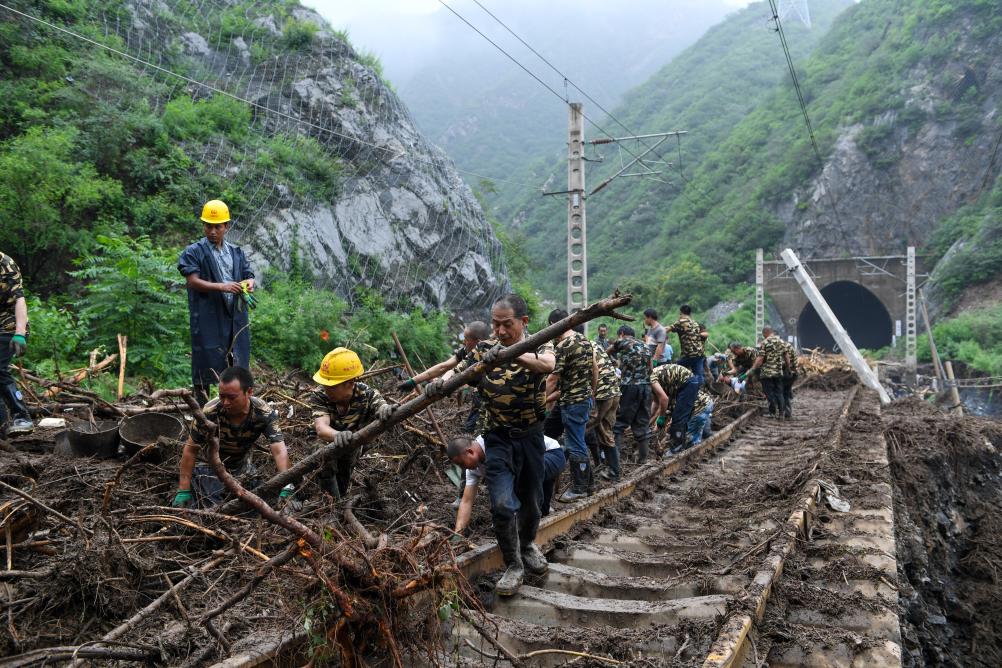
left=452, top=385, right=903, bottom=667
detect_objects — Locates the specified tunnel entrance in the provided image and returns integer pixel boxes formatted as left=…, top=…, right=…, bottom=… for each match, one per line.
left=797, top=281, right=893, bottom=352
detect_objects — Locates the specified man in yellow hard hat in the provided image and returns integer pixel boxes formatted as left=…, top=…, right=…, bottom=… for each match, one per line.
left=309, top=347, right=395, bottom=498
left=178, top=200, right=255, bottom=405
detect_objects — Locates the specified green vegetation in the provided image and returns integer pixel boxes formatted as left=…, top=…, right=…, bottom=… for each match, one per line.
left=0, top=0, right=456, bottom=393
left=23, top=233, right=451, bottom=396
left=503, top=0, right=1001, bottom=342
left=927, top=173, right=1002, bottom=306
left=919, top=305, right=1002, bottom=376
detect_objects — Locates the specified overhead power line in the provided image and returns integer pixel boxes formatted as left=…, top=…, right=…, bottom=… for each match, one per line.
left=436, top=0, right=677, bottom=180
left=766, top=0, right=847, bottom=236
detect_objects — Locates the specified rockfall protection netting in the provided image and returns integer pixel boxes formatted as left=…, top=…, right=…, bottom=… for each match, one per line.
left=2, top=0, right=510, bottom=312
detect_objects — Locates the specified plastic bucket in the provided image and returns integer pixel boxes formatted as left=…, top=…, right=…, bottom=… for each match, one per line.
left=119, top=412, right=185, bottom=461
left=67, top=421, right=120, bottom=459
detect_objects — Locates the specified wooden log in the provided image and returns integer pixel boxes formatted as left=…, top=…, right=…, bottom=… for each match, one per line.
left=218, top=292, right=633, bottom=514
left=42, top=353, right=117, bottom=398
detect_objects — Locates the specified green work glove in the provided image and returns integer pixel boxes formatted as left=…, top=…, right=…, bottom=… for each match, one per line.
left=397, top=378, right=417, bottom=392
left=172, top=489, right=193, bottom=508
left=9, top=334, right=26, bottom=357
left=279, top=483, right=295, bottom=498
left=241, top=284, right=257, bottom=309
left=656, top=416, right=666, bottom=428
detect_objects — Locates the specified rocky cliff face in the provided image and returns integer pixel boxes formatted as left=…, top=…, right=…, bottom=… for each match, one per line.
left=778, top=16, right=1001, bottom=259
left=129, top=1, right=509, bottom=314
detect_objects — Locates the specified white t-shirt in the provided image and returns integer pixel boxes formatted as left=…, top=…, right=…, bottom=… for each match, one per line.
left=465, top=435, right=561, bottom=487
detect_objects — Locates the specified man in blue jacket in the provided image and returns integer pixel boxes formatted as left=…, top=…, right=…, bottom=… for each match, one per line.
left=178, top=200, right=255, bottom=405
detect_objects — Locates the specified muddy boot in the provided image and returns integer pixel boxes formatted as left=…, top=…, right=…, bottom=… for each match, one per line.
left=601, top=445, right=620, bottom=481
left=495, top=524, right=524, bottom=596
left=636, top=434, right=649, bottom=465
left=559, top=457, right=590, bottom=502
left=521, top=542, right=548, bottom=576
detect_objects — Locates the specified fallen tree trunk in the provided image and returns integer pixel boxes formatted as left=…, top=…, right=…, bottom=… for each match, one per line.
left=218, top=291, right=632, bottom=514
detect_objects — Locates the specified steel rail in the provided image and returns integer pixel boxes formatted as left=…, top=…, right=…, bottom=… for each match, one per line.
left=702, top=384, right=861, bottom=668
left=457, top=404, right=761, bottom=579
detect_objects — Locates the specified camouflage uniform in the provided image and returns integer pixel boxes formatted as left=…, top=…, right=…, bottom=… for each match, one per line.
left=651, top=363, right=707, bottom=447
left=727, top=347, right=758, bottom=373
left=758, top=335, right=789, bottom=417
left=188, top=396, right=284, bottom=505
left=453, top=337, right=553, bottom=567
left=0, top=253, right=31, bottom=431
left=310, top=382, right=388, bottom=496
left=191, top=396, right=284, bottom=471
left=608, top=336, right=652, bottom=468
left=667, top=316, right=707, bottom=384
left=586, top=345, right=621, bottom=470
left=553, top=333, right=594, bottom=407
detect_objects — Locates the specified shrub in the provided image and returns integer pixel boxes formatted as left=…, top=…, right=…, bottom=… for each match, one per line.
left=70, top=234, right=189, bottom=384
left=252, top=277, right=452, bottom=374
left=282, top=18, right=317, bottom=51
left=163, top=95, right=252, bottom=141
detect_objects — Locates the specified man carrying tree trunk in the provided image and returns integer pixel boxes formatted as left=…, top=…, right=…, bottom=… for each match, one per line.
left=0, top=252, right=32, bottom=436
left=177, top=200, right=255, bottom=406
left=547, top=311, right=599, bottom=503
left=173, top=367, right=296, bottom=509
left=310, top=347, right=396, bottom=498
left=425, top=293, right=555, bottom=596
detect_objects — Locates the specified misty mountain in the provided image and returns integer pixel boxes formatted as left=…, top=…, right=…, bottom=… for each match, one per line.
left=389, top=0, right=746, bottom=192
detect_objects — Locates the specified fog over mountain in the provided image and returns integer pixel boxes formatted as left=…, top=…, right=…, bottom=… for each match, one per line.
left=304, top=0, right=755, bottom=185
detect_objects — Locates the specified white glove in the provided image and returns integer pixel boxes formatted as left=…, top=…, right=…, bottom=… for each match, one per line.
left=376, top=403, right=395, bottom=421
left=333, top=430, right=354, bottom=449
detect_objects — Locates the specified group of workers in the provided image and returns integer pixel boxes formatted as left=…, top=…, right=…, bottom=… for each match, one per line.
left=0, top=199, right=800, bottom=600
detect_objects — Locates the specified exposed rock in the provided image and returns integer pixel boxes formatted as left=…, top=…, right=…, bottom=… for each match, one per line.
left=779, top=23, right=1002, bottom=261
left=703, top=301, right=742, bottom=326
left=159, top=3, right=509, bottom=314
left=178, top=32, right=211, bottom=58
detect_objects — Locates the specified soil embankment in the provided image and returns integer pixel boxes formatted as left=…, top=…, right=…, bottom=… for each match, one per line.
left=885, top=399, right=1002, bottom=667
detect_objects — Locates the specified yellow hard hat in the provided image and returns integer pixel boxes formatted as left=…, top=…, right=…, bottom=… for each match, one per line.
left=314, top=347, right=365, bottom=386
left=200, top=199, right=230, bottom=225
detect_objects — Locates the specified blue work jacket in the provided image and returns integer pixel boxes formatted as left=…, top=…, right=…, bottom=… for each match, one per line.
left=177, top=238, right=254, bottom=386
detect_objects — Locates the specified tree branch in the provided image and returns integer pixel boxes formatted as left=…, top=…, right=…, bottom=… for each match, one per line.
left=218, top=291, right=632, bottom=514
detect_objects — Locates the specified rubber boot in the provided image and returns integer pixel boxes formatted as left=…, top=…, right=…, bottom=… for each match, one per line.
left=495, top=523, right=524, bottom=596
left=636, top=434, right=649, bottom=465
left=600, top=445, right=620, bottom=481
left=521, top=542, right=548, bottom=576
left=559, top=458, right=590, bottom=502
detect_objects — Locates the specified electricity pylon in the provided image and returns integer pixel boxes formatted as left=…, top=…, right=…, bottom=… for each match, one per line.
left=778, top=0, right=811, bottom=28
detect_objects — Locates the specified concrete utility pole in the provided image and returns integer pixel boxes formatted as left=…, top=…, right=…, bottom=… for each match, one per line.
left=780, top=248, right=891, bottom=404
left=755, top=249, right=765, bottom=345
left=567, top=102, right=587, bottom=315
left=905, top=246, right=917, bottom=384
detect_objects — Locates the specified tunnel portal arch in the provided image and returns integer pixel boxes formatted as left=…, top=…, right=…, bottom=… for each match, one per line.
left=797, top=281, right=893, bottom=352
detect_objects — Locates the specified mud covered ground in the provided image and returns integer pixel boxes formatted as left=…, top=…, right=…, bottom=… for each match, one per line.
left=885, top=399, right=1002, bottom=667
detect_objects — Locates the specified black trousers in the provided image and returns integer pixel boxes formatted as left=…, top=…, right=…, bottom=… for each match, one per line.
left=484, top=424, right=545, bottom=557
left=0, top=333, right=30, bottom=429
left=762, top=377, right=786, bottom=415
left=782, top=375, right=795, bottom=408
left=614, top=384, right=651, bottom=463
